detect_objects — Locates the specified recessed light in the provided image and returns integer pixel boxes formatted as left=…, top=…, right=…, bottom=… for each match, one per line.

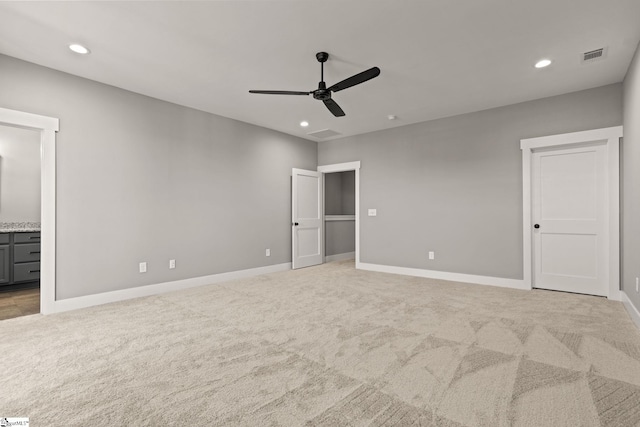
left=69, top=43, right=90, bottom=55
left=535, top=59, right=551, bottom=68
left=300, top=121, right=309, bottom=127
left=388, top=115, right=397, bottom=121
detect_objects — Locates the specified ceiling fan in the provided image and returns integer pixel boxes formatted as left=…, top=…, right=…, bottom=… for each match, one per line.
left=249, top=52, right=380, bottom=117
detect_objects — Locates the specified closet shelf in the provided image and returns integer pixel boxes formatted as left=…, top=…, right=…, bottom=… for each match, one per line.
left=325, top=215, right=356, bottom=221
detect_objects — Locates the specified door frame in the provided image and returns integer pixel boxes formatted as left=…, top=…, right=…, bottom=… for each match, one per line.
left=0, top=107, right=59, bottom=314
left=520, top=126, right=622, bottom=300
left=317, top=161, right=361, bottom=267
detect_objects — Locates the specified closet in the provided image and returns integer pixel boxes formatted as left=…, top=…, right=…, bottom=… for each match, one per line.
left=324, top=171, right=355, bottom=260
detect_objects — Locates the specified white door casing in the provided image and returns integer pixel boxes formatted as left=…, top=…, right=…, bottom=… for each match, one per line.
left=521, top=126, right=621, bottom=300
left=317, top=161, right=361, bottom=267
left=532, top=143, right=607, bottom=296
left=292, top=168, right=323, bottom=269
left=0, top=107, right=59, bottom=314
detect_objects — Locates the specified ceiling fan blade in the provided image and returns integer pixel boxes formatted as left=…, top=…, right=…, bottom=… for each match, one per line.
left=328, top=67, right=380, bottom=92
left=249, top=90, right=310, bottom=95
left=323, top=98, right=345, bottom=117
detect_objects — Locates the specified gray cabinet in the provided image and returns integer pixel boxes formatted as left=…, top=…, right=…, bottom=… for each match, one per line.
left=14, top=262, right=40, bottom=283
left=14, top=244, right=41, bottom=263
left=0, top=244, right=9, bottom=284
left=0, top=232, right=41, bottom=288
left=14, top=232, right=41, bottom=244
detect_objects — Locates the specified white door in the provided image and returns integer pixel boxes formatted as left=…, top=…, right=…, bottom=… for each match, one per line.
left=532, top=142, right=608, bottom=296
left=292, top=168, right=323, bottom=269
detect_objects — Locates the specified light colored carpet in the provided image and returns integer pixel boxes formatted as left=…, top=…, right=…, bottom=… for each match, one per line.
left=1, top=260, right=640, bottom=426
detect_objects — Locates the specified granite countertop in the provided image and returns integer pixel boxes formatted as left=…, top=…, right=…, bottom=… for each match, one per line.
left=0, top=222, right=41, bottom=233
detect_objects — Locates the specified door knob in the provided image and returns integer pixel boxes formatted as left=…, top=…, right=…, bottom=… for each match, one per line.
left=534, top=224, right=540, bottom=229
left=293, top=222, right=299, bottom=226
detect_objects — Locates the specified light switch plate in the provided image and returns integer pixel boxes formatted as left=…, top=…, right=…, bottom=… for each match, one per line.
left=368, top=209, right=377, bottom=217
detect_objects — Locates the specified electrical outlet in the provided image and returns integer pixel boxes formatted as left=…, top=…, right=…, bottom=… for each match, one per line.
left=169, top=259, right=176, bottom=269
left=428, top=251, right=435, bottom=260
left=368, top=209, right=377, bottom=217
left=139, top=262, right=147, bottom=273
left=265, top=249, right=271, bottom=257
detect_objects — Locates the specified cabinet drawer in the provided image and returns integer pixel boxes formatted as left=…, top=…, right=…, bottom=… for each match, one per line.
left=13, top=262, right=40, bottom=283
left=14, top=232, right=40, bottom=243
left=14, top=243, right=41, bottom=262
left=0, top=234, right=9, bottom=244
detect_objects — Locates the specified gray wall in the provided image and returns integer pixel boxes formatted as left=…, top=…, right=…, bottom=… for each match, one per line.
left=0, top=51, right=628, bottom=301
left=341, top=171, right=355, bottom=216
left=325, top=171, right=355, bottom=215
left=0, top=54, right=317, bottom=300
left=326, top=221, right=356, bottom=256
left=623, top=42, right=640, bottom=312
left=0, top=125, right=41, bottom=222
left=324, top=172, right=344, bottom=216
left=319, top=84, right=623, bottom=279
left=325, top=171, right=356, bottom=256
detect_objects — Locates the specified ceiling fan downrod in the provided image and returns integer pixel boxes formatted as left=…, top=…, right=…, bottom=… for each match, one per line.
left=316, top=51, right=329, bottom=83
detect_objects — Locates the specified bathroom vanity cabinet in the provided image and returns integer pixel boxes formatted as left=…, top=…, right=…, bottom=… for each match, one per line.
left=0, top=231, right=41, bottom=288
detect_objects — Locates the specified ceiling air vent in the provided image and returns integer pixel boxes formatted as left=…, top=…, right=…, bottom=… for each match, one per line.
left=307, top=129, right=342, bottom=139
left=582, top=47, right=607, bottom=63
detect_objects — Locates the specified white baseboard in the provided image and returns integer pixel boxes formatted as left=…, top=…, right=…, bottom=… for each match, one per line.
left=621, top=291, right=640, bottom=330
left=325, top=252, right=356, bottom=263
left=358, top=262, right=528, bottom=291
left=608, top=289, right=623, bottom=302
left=52, top=262, right=291, bottom=314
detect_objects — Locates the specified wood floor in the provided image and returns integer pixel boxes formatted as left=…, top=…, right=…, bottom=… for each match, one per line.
left=0, top=287, right=40, bottom=320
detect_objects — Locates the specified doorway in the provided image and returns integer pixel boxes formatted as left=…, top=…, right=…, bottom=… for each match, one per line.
left=0, top=107, right=59, bottom=315
left=324, top=170, right=356, bottom=262
left=291, top=161, right=361, bottom=269
left=0, top=125, right=41, bottom=319
left=521, top=127, right=621, bottom=299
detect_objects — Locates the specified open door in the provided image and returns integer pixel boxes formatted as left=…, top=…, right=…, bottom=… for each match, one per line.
left=292, top=168, right=323, bottom=269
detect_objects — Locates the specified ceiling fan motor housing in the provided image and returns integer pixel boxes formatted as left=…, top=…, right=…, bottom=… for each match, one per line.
left=313, top=82, right=331, bottom=100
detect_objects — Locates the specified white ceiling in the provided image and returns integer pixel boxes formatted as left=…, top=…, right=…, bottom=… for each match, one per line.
left=0, top=1, right=639, bottom=141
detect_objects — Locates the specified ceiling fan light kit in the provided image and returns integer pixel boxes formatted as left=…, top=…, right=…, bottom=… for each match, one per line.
left=249, top=52, right=380, bottom=117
